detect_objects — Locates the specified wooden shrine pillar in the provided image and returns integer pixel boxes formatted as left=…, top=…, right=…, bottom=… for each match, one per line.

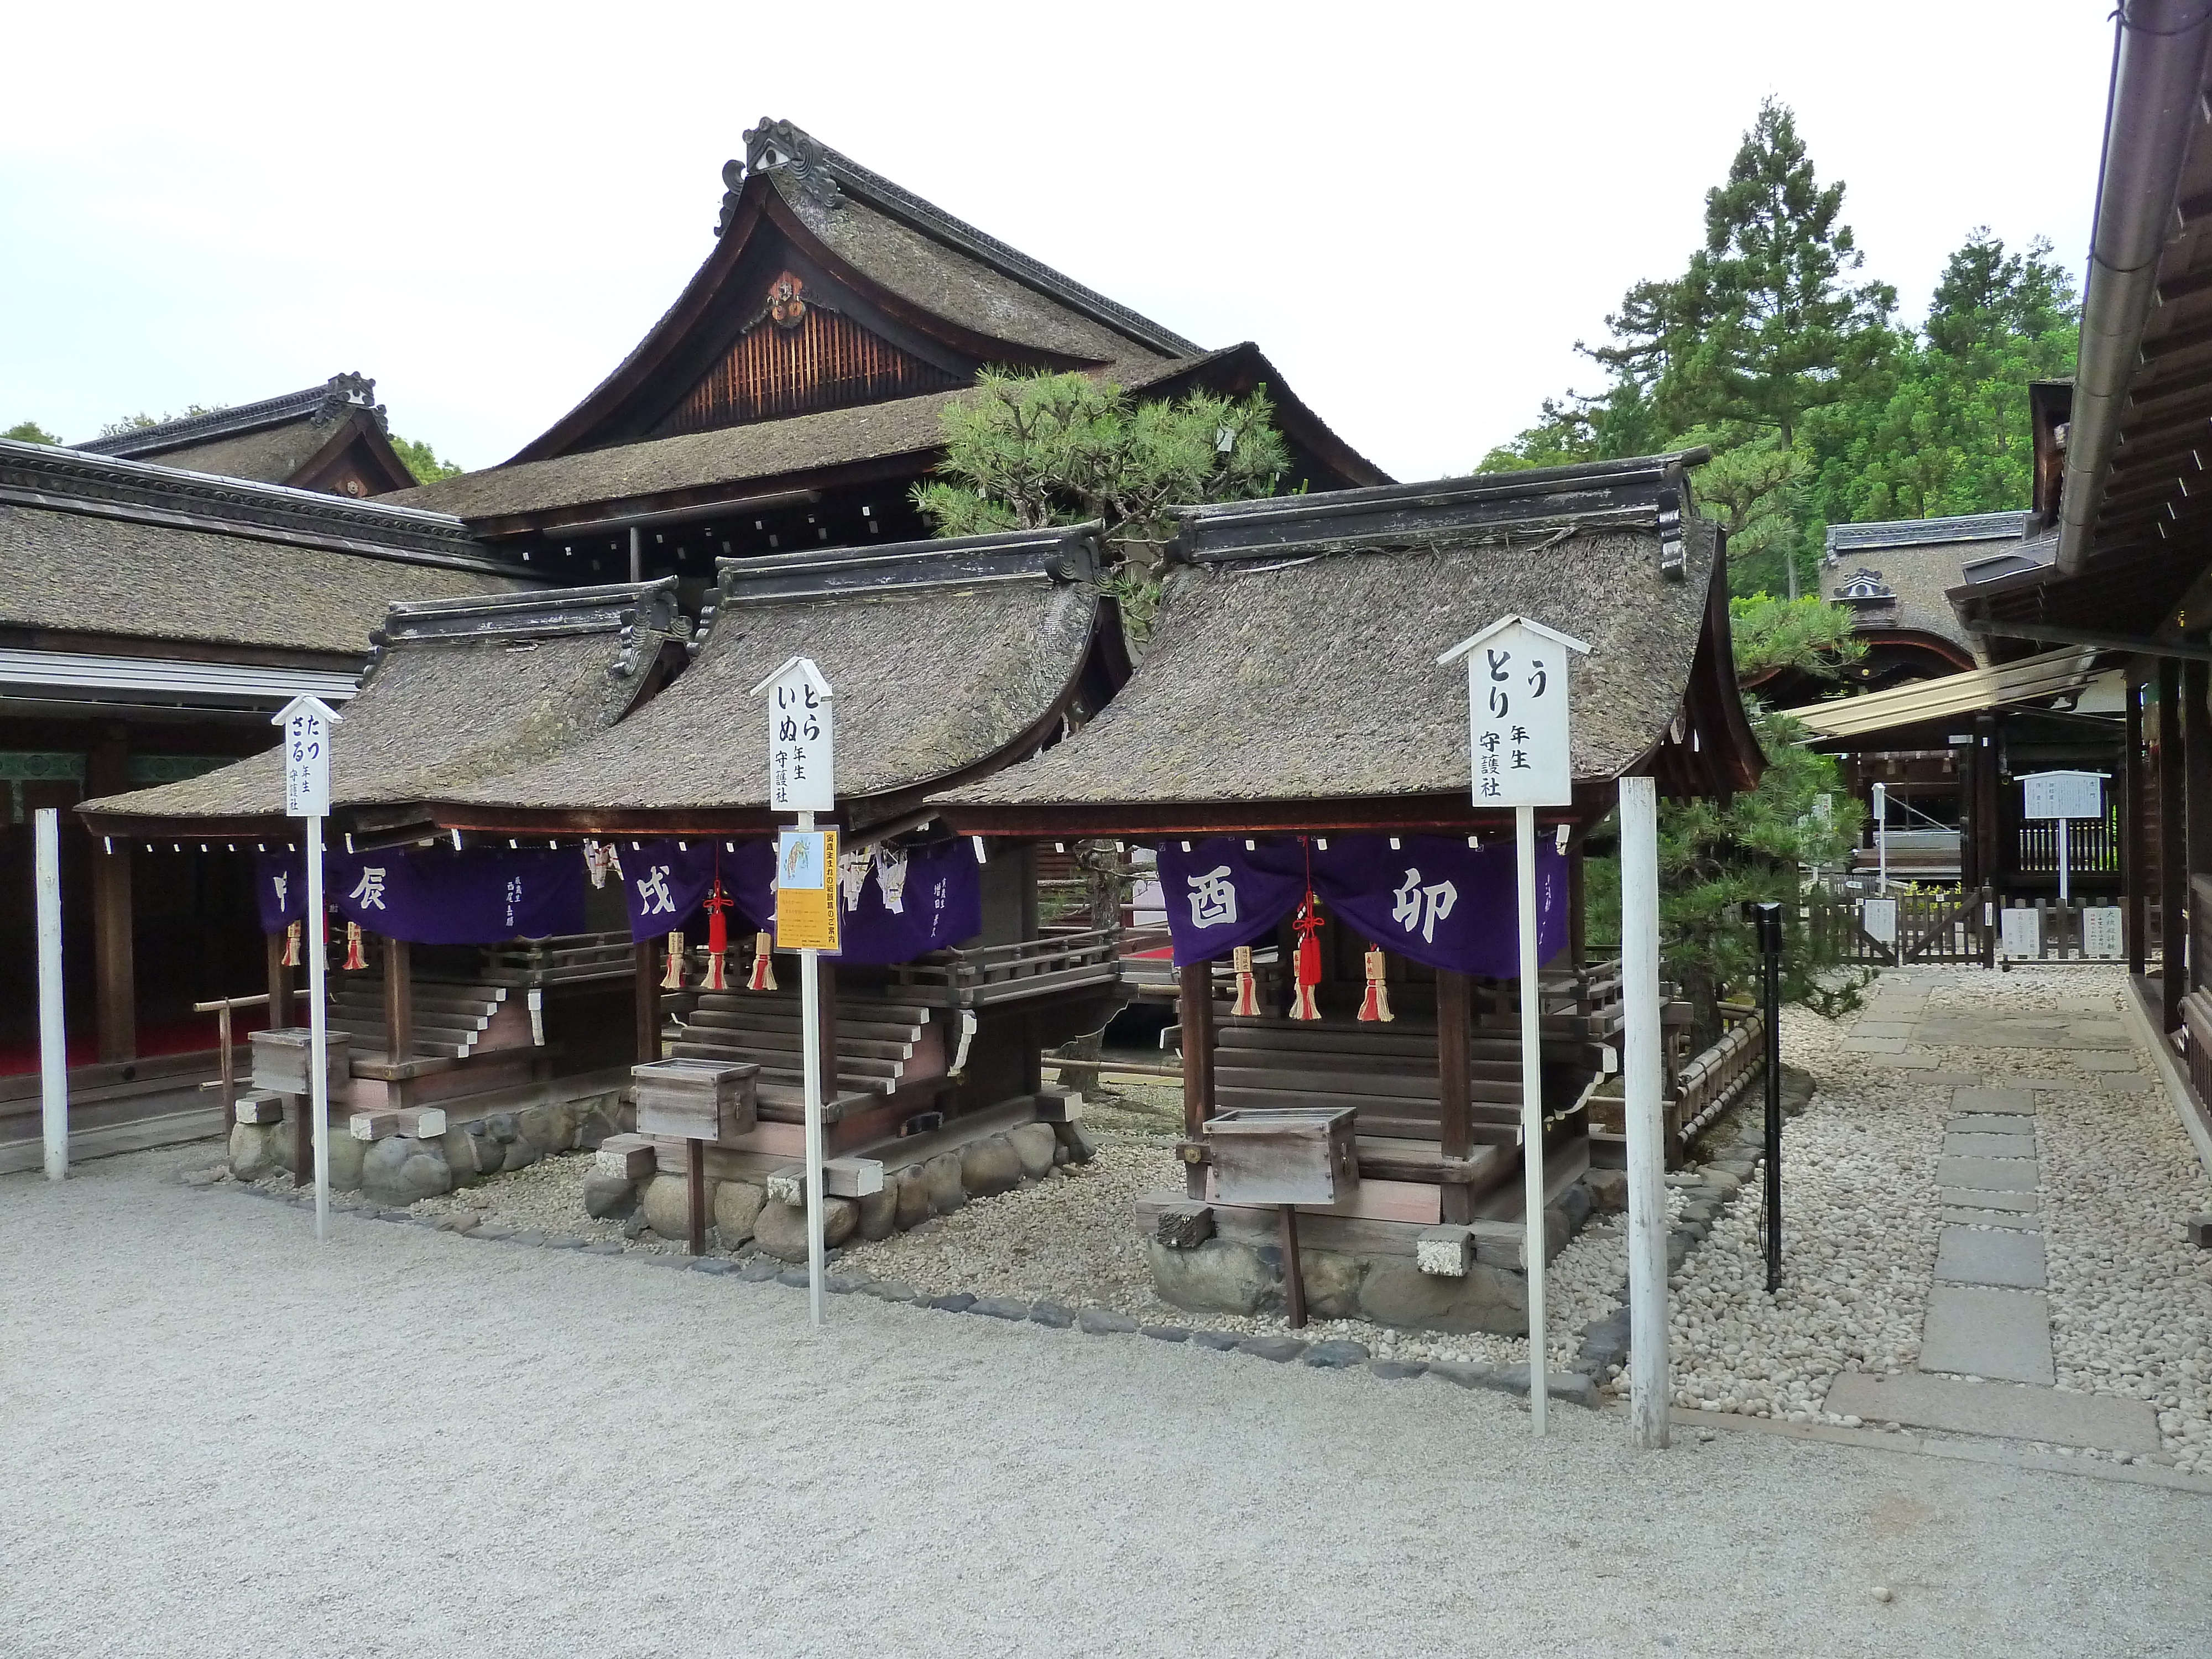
left=2160, top=659, right=2187, bottom=1030
left=1436, top=967, right=1473, bottom=1224
left=2125, top=668, right=2147, bottom=979
left=382, top=936, right=413, bottom=1061
left=86, top=729, right=135, bottom=1062
left=1971, top=713, right=2001, bottom=898
left=814, top=956, right=839, bottom=1104
left=633, top=940, right=660, bottom=1063
left=2188, top=662, right=2212, bottom=995
left=264, top=927, right=293, bottom=1029
left=1178, top=959, right=1214, bottom=1199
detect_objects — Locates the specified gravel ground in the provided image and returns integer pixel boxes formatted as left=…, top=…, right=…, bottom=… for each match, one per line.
left=6, top=1146, right=2211, bottom=1658
left=1666, top=964, right=2212, bottom=1470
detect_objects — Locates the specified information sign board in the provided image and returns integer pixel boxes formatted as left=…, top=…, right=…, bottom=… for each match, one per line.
left=2082, top=906, right=2123, bottom=960
left=2021, top=771, right=2103, bottom=822
left=774, top=829, right=840, bottom=951
left=2000, top=906, right=2041, bottom=959
left=1437, top=616, right=1591, bottom=808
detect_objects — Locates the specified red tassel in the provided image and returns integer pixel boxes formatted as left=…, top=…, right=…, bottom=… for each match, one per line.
left=1288, top=889, right=1324, bottom=1021
left=660, top=930, right=685, bottom=990
left=343, top=922, right=367, bottom=971
left=747, top=931, right=777, bottom=992
left=281, top=921, right=300, bottom=968
left=1230, top=945, right=1260, bottom=1017
left=1357, top=945, right=1394, bottom=1023
left=702, top=879, right=731, bottom=990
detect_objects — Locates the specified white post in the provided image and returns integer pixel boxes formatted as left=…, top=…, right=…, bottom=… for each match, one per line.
left=1619, top=778, right=1668, bottom=1449
left=1873, top=781, right=1888, bottom=895
left=306, top=815, right=330, bottom=1241
left=35, top=808, right=67, bottom=1182
left=1517, top=802, right=1548, bottom=1437
left=799, top=808, right=826, bottom=1329
left=2057, top=816, right=2072, bottom=910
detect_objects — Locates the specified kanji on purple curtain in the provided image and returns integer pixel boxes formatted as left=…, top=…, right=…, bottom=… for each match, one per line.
left=254, top=846, right=586, bottom=945
left=615, top=839, right=776, bottom=942
left=1155, top=834, right=1566, bottom=977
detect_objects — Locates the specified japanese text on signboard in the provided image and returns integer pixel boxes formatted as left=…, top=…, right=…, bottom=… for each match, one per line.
left=1447, top=618, right=1582, bottom=809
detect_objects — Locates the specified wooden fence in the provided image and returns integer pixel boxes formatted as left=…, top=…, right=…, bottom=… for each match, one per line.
left=1809, top=886, right=1993, bottom=966
left=2015, top=810, right=2121, bottom=876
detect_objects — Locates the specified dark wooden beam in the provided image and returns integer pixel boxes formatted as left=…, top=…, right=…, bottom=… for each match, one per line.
left=633, top=940, right=660, bottom=1065
left=815, top=957, right=840, bottom=1104
left=87, top=730, right=135, bottom=1063
left=2125, top=675, right=2147, bottom=978
left=1178, top=960, right=1214, bottom=1201
left=382, top=936, right=413, bottom=1063
left=264, top=927, right=293, bottom=1032
left=1437, top=968, right=1473, bottom=1225
left=2192, top=661, right=2212, bottom=995
left=2161, top=659, right=2187, bottom=1031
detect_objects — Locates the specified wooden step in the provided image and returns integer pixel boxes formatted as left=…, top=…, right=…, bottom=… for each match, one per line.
left=691, top=992, right=935, bottom=1026
left=682, top=1009, right=924, bottom=1046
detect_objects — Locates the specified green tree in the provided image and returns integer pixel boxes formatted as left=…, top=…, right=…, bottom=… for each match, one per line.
left=915, top=368, right=1287, bottom=564
left=1729, top=592, right=1865, bottom=682
left=1804, top=230, right=2077, bottom=526
left=4, top=420, right=59, bottom=444
left=389, top=434, right=463, bottom=484
left=1587, top=705, right=1866, bottom=1045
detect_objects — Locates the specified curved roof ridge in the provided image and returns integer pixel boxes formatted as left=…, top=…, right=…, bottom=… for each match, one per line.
left=75, top=374, right=387, bottom=456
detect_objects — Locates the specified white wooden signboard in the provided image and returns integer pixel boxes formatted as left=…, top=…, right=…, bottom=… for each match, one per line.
left=2082, top=906, right=2124, bottom=959
left=1861, top=898, right=1898, bottom=947
left=2021, top=770, right=2103, bottom=822
left=281, top=696, right=338, bottom=818
left=1437, top=614, right=1591, bottom=1444
left=757, top=656, right=835, bottom=814
left=2000, top=906, right=2041, bottom=959
left=1438, top=615, right=1590, bottom=808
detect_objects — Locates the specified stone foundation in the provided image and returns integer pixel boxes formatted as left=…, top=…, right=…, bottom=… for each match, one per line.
left=227, top=1083, right=628, bottom=1206
left=1144, top=1180, right=1599, bottom=1335
left=593, top=1120, right=1091, bottom=1261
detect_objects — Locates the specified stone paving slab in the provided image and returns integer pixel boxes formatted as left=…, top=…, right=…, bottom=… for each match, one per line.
left=1937, top=1186, right=2039, bottom=1213
left=1941, top=1207, right=2042, bottom=1231
left=1843, top=1035, right=1907, bottom=1052
left=1934, top=1226, right=2048, bottom=1289
left=1851, top=1021, right=1918, bottom=1038
left=1912, top=1070, right=1994, bottom=1087
left=1944, top=1130, right=2036, bottom=1158
left=1860, top=1052, right=1940, bottom=1069
left=1824, top=1370, right=2158, bottom=1453
left=1935, top=1156, right=2040, bottom=1192
left=1919, top=1286, right=2056, bottom=1385
left=2073, top=1050, right=2148, bottom=1072
left=1946, top=1113, right=2034, bottom=1134
left=1953, top=1087, right=2036, bottom=1114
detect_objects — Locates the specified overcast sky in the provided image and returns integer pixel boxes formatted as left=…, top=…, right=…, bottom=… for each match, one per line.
left=2, top=2, right=2116, bottom=484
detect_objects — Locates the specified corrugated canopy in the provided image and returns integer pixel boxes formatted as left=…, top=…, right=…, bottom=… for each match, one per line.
left=1790, top=647, right=2100, bottom=742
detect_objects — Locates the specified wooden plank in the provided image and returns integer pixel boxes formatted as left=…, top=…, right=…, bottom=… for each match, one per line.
left=633, top=941, right=660, bottom=1063
left=384, top=937, right=413, bottom=1061
left=2162, top=659, right=2187, bottom=1029
left=1180, top=960, right=1213, bottom=1201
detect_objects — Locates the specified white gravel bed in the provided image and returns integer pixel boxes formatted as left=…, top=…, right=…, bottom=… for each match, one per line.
left=9, top=1145, right=2212, bottom=1658
left=1665, top=964, right=2212, bottom=1467
left=1663, top=998, right=1948, bottom=1422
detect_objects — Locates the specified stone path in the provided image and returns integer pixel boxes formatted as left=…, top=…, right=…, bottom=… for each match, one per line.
left=1824, top=979, right=2161, bottom=1455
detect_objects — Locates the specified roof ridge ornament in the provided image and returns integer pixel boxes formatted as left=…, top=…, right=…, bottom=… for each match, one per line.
left=313, top=373, right=387, bottom=432
left=718, top=118, right=844, bottom=236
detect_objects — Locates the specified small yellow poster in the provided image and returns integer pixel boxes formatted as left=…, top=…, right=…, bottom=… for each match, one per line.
left=774, top=828, right=839, bottom=952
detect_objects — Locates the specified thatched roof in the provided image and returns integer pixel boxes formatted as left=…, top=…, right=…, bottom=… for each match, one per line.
left=0, top=438, right=526, bottom=656
left=426, top=527, right=1111, bottom=834
left=933, top=457, right=1761, bottom=830
left=77, top=582, right=683, bottom=835
left=71, top=375, right=417, bottom=495
left=1821, top=512, right=2033, bottom=663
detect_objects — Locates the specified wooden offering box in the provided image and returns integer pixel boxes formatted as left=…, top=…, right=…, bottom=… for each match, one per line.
left=1206, top=1107, right=1359, bottom=1207
left=250, top=1028, right=351, bottom=1095
left=633, top=1058, right=759, bottom=1142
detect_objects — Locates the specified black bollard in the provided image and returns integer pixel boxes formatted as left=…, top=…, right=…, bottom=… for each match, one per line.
left=1751, top=900, right=1784, bottom=1293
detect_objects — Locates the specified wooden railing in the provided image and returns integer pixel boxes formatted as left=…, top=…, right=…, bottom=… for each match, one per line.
left=2016, top=810, right=2121, bottom=875
left=483, top=930, right=637, bottom=987
left=1671, top=1004, right=1765, bottom=1149
left=890, top=926, right=1123, bottom=1007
